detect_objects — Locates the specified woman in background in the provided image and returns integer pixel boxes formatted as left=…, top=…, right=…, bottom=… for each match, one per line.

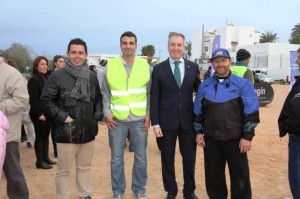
left=28, top=56, right=56, bottom=169
left=89, top=64, right=97, bottom=73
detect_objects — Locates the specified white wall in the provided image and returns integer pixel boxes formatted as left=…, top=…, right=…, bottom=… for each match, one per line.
left=191, top=24, right=260, bottom=60
left=241, top=43, right=300, bottom=81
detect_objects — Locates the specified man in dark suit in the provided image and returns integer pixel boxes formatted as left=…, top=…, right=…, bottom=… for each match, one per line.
left=150, top=32, right=201, bottom=199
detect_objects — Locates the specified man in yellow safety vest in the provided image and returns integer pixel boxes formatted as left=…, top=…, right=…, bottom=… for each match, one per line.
left=98, top=31, right=151, bottom=199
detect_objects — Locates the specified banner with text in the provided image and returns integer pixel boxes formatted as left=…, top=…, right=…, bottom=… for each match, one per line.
left=254, top=82, right=274, bottom=107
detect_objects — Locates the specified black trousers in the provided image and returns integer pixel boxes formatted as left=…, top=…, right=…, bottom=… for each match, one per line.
left=3, top=142, right=29, bottom=199
left=204, top=136, right=251, bottom=199
left=30, top=115, right=51, bottom=143
left=157, top=127, right=197, bottom=196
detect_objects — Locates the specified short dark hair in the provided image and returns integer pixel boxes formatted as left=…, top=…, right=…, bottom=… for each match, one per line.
left=67, top=38, right=88, bottom=53
left=168, top=32, right=185, bottom=44
left=32, top=56, right=48, bottom=75
left=297, top=47, right=300, bottom=53
left=89, top=65, right=96, bottom=71
left=100, top=59, right=107, bottom=66
left=120, top=31, right=137, bottom=44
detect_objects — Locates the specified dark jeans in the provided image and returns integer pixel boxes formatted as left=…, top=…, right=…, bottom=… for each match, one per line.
left=203, top=136, right=251, bottom=199
left=3, top=142, right=29, bottom=199
left=158, top=127, right=197, bottom=196
left=288, top=135, right=300, bottom=199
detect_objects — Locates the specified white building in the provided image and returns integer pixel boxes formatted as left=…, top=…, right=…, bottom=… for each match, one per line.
left=88, top=54, right=118, bottom=66
left=87, top=54, right=160, bottom=67
left=191, top=24, right=260, bottom=69
left=191, top=24, right=300, bottom=81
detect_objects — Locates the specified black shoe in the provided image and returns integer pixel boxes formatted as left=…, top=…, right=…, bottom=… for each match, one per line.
left=85, top=197, right=92, bottom=199
left=44, top=157, right=57, bottom=165
left=166, top=193, right=176, bottom=199
left=36, top=161, right=52, bottom=169
left=26, top=142, right=33, bottom=148
left=183, top=193, right=199, bottom=199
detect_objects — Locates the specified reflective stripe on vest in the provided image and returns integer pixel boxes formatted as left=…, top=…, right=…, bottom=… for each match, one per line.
left=111, top=88, right=147, bottom=96
left=107, top=57, right=150, bottom=120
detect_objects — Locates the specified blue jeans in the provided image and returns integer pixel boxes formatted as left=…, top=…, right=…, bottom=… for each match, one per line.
left=108, top=119, right=148, bottom=196
left=289, top=135, right=300, bottom=199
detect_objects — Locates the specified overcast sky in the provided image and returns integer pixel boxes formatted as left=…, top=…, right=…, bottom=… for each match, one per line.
left=1, top=0, right=299, bottom=60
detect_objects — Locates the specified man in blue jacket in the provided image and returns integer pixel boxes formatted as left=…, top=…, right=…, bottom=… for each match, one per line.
left=194, top=48, right=260, bottom=199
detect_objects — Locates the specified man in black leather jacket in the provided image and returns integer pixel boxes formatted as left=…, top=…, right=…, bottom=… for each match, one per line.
left=278, top=47, right=300, bottom=199
left=40, top=38, right=103, bottom=199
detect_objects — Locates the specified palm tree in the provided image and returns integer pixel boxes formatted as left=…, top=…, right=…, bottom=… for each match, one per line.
left=289, top=23, right=300, bottom=44
left=141, top=45, right=155, bottom=64
left=185, top=41, right=192, bottom=60
left=260, top=31, right=278, bottom=43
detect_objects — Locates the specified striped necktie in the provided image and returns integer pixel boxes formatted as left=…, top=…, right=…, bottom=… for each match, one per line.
left=174, top=61, right=181, bottom=87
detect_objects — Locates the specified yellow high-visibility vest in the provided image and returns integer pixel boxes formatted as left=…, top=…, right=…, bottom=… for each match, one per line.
left=107, top=57, right=150, bottom=120
left=231, top=65, right=254, bottom=83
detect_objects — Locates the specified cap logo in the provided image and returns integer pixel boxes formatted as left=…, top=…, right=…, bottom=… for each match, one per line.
left=216, top=51, right=223, bottom=55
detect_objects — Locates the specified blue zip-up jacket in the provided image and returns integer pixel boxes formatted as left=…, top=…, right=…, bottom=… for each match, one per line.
left=194, top=73, right=260, bottom=141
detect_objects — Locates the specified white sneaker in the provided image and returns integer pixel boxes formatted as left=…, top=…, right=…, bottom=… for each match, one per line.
left=136, top=193, right=147, bottom=199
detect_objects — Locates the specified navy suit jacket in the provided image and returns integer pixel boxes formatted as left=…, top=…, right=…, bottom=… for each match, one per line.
left=150, top=58, right=201, bottom=131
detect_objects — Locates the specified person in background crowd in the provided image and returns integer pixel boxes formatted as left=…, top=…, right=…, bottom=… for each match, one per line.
left=150, top=32, right=200, bottom=199
left=278, top=46, right=300, bottom=199
left=100, top=59, right=107, bottom=67
left=89, top=64, right=97, bottom=73
left=194, top=48, right=260, bottom=199
left=231, top=48, right=254, bottom=83
left=22, top=105, right=35, bottom=148
left=53, top=55, right=65, bottom=70
left=6, top=60, right=29, bottom=144
left=28, top=56, right=56, bottom=169
left=0, top=53, right=29, bottom=198
left=41, top=38, right=103, bottom=199
left=50, top=55, right=65, bottom=157
left=7, top=59, right=36, bottom=149
left=99, top=31, right=151, bottom=199
left=203, top=66, right=213, bottom=80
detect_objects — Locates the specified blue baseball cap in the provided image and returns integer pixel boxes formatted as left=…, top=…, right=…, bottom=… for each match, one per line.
left=210, top=48, right=231, bottom=61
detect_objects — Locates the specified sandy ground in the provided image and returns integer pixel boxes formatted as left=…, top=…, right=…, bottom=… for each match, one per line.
left=0, top=84, right=293, bottom=199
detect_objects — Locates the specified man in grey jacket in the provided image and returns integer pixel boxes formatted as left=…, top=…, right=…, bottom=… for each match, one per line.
left=0, top=54, right=29, bottom=199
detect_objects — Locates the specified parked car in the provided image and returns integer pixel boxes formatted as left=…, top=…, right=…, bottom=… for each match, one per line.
left=255, top=73, right=273, bottom=84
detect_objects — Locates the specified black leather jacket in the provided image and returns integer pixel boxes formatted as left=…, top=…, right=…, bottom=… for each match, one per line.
left=278, top=77, right=300, bottom=138
left=40, top=68, right=103, bottom=144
